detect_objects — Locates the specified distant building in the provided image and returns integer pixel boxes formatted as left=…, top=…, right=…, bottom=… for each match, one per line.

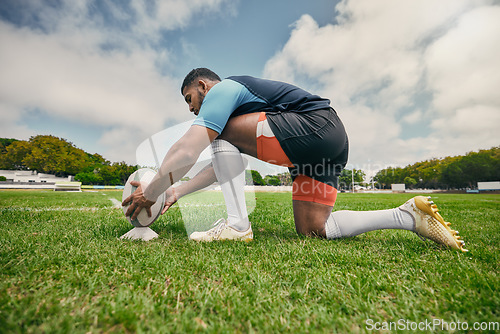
left=0, top=170, right=75, bottom=189
left=477, top=181, right=500, bottom=191
left=391, top=183, right=406, bottom=192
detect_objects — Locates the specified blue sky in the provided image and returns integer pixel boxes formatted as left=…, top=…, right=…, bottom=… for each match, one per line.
left=1, top=0, right=499, bottom=177
left=160, top=0, right=339, bottom=78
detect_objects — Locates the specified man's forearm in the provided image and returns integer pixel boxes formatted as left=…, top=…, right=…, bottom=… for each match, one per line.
left=141, top=125, right=219, bottom=202
left=143, top=143, right=199, bottom=201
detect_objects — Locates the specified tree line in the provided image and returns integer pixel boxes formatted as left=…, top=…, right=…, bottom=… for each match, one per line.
left=246, top=146, right=498, bottom=190
left=2, top=136, right=497, bottom=189
left=0, top=136, right=137, bottom=185
left=246, top=170, right=292, bottom=186
left=245, top=168, right=365, bottom=189
left=374, top=147, right=499, bottom=189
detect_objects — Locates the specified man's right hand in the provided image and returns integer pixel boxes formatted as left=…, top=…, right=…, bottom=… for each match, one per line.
left=161, top=187, right=178, bottom=215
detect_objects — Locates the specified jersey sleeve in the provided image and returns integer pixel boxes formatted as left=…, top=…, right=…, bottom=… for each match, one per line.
left=192, top=79, right=263, bottom=134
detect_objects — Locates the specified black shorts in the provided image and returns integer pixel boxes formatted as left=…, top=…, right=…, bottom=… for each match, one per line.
left=266, top=108, right=349, bottom=189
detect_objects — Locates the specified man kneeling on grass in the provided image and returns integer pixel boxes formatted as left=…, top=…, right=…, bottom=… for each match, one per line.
left=122, top=68, right=467, bottom=252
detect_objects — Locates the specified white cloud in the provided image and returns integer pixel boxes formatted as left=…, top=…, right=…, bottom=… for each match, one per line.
left=263, top=0, right=499, bottom=168
left=432, top=105, right=500, bottom=136
left=131, top=0, right=236, bottom=38
left=423, top=5, right=500, bottom=158
left=0, top=101, right=34, bottom=139
left=0, top=0, right=235, bottom=163
left=0, top=20, right=185, bottom=162
left=425, top=6, right=500, bottom=114
left=401, top=110, right=423, bottom=125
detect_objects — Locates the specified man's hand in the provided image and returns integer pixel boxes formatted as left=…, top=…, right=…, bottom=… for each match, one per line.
left=122, top=181, right=156, bottom=221
left=161, top=187, right=178, bottom=215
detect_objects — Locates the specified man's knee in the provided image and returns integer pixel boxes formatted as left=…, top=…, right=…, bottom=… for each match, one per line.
left=294, top=221, right=326, bottom=238
left=292, top=200, right=331, bottom=238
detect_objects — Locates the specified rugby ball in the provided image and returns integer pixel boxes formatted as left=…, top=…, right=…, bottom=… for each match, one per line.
left=122, top=168, right=166, bottom=227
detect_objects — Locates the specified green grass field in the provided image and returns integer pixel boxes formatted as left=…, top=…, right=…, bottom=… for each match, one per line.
left=0, top=190, right=498, bottom=333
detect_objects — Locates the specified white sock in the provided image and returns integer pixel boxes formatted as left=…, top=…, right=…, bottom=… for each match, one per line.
left=211, top=139, right=250, bottom=231
left=325, top=207, right=415, bottom=239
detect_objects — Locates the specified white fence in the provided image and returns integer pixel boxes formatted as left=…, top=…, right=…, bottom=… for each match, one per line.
left=478, top=181, right=500, bottom=191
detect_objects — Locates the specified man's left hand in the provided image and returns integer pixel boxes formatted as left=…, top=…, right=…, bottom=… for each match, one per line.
left=122, top=181, right=156, bottom=220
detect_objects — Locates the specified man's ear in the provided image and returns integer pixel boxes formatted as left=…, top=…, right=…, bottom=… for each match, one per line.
left=198, top=79, right=208, bottom=93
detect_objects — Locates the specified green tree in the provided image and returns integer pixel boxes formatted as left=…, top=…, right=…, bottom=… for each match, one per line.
left=264, top=175, right=281, bottom=186
left=0, top=138, right=18, bottom=154
left=75, top=162, right=137, bottom=186
left=22, top=135, right=90, bottom=176
left=441, top=148, right=500, bottom=189
left=339, top=168, right=365, bottom=190
left=0, top=136, right=138, bottom=185
left=373, top=166, right=408, bottom=189
left=112, top=162, right=138, bottom=185
left=74, top=171, right=103, bottom=185
left=0, top=140, right=31, bottom=170
left=404, top=176, right=417, bottom=189
left=374, top=146, right=500, bottom=189
left=413, top=159, right=443, bottom=189
left=441, top=163, right=464, bottom=189
left=97, top=165, right=121, bottom=185
left=89, top=153, right=108, bottom=166
left=247, top=170, right=264, bottom=185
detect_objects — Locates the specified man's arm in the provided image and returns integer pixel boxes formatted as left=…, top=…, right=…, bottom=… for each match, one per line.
left=123, top=125, right=218, bottom=220
left=174, top=163, right=217, bottom=198
left=161, top=163, right=217, bottom=214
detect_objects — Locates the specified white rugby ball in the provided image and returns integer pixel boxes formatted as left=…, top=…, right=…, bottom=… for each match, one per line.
left=122, top=168, right=166, bottom=227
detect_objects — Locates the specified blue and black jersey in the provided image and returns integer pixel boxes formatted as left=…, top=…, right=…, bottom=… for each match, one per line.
left=193, top=75, right=331, bottom=134
left=192, top=75, right=348, bottom=187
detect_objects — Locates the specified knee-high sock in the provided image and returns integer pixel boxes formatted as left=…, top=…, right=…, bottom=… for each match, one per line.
left=211, top=139, right=249, bottom=231
left=325, top=207, right=415, bottom=239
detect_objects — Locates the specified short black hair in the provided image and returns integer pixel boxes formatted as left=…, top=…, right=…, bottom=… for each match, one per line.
left=181, top=68, right=221, bottom=94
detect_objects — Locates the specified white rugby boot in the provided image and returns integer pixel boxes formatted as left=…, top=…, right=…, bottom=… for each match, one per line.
left=189, top=218, right=253, bottom=242
left=399, top=196, right=467, bottom=252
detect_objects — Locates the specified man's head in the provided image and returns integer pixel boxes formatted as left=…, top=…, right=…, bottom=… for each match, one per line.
left=181, top=68, right=221, bottom=115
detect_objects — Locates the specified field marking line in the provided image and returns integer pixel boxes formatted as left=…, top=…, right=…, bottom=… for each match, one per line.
left=108, top=197, right=122, bottom=209
left=178, top=204, right=226, bottom=208
left=1, top=196, right=123, bottom=212
left=1, top=207, right=102, bottom=212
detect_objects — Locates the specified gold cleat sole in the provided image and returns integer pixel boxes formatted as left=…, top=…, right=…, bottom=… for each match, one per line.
left=406, top=196, right=468, bottom=252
